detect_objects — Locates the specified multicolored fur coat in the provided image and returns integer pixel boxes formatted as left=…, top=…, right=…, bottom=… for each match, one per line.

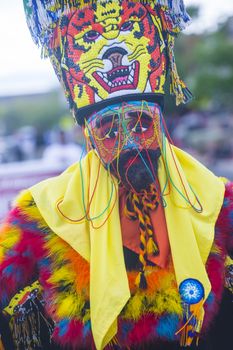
left=0, top=182, right=233, bottom=350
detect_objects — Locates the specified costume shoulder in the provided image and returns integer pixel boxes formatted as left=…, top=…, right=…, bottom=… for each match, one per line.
left=0, top=187, right=91, bottom=350
left=0, top=190, right=49, bottom=309
left=217, top=180, right=233, bottom=258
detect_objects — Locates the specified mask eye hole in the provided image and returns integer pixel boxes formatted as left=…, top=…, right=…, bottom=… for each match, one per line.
left=131, top=124, right=148, bottom=134
left=105, top=128, right=118, bottom=139
left=121, top=21, right=134, bottom=32
left=127, top=111, right=152, bottom=134
left=95, top=114, right=119, bottom=140
left=84, top=30, right=100, bottom=42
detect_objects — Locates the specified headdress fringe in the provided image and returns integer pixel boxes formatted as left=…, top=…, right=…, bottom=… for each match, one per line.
left=168, top=35, right=193, bottom=105
left=23, top=0, right=191, bottom=47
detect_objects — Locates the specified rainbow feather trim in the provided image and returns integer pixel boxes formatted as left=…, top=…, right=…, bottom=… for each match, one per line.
left=1, top=182, right=233, bottom=348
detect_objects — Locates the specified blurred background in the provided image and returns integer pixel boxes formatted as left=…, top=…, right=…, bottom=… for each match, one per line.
left=0, top=0, right=233, bottom=217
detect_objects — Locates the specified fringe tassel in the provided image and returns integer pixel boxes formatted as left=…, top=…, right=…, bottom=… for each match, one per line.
left=135, top=271, right=148, bottom=290
left=24, top=0, right=191, bottom=50
left=11, top=297, right=54, bottom=350
left=176, top=296, right=204, bottom=346
left=168, top=35, right=193, bottom=105
left=4, top=281, right=54, bottom=350
left=146, top=236, right=159, bottom=256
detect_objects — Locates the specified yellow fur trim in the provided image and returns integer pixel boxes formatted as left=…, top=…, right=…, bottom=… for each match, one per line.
left=14, top=190, right=48, bottom=230
left=0, top=225, right=21, bottom=263
left=210, top=243, right=222, bottom=255
left=122, top=293, right=145, bottom=321
left=56, top=293, right=85, bottom=319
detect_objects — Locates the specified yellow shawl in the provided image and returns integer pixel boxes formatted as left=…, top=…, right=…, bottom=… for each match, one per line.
left=30, top=141, right=225, bottom=350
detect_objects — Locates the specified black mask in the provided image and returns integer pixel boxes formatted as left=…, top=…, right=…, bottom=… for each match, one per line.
left=110, top=148, right=161, bottom=193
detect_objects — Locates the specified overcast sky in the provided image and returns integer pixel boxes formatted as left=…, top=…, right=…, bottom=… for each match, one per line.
left=0, top=0, right=233, bottom=96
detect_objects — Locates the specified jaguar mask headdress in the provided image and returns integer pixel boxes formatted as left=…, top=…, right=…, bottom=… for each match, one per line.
left=23, top=0, right=192, bottom=125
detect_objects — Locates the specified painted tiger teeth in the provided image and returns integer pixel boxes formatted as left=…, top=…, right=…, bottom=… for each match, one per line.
left=97, top=62, right=136, bottom=88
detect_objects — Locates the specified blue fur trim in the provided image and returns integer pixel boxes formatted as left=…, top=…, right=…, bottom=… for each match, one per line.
left=156, top=314, right=180, bottom=341
left=58, top=319, right=70, bottom=337
left=83, top=320, right=91, bottom=338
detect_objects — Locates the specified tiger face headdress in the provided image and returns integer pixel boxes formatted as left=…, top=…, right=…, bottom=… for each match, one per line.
left=23, top=0, right=192, bottom=125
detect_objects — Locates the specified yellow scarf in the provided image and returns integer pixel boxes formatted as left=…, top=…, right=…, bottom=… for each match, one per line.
left=30, top=141, right=225, bottom=350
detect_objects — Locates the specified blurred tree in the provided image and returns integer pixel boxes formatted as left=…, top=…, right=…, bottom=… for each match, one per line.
left=172, top=12, right=233, bottom=114
left=0, top=91, right=69, bottom=135
left=185, top=5, right=200, bottom=19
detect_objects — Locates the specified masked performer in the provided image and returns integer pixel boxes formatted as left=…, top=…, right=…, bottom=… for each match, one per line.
left=0, top=1, right=232, bottom=350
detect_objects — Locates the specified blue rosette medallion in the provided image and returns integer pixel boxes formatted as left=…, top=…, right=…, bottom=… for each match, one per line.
left=179, top=278, right=204, bottom=305
left=177, top=278, right=205, bottom=346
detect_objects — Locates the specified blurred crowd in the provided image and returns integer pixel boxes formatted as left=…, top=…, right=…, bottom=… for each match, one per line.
left=167, top=111, right=233, bottom=179
left=0, top=125, right=84, bottom=168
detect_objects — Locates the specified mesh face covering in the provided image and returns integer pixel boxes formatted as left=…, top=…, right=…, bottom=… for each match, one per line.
left=86, top=100, right=165, bottom=289
left=85, top=101, right=163, bottom=193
